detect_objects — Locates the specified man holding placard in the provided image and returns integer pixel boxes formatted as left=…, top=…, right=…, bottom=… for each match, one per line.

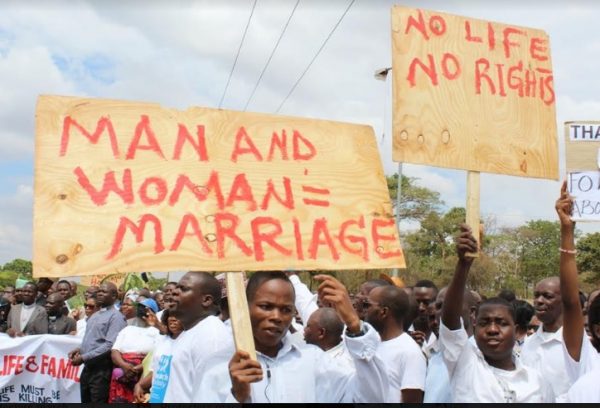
left=196, top=272, right=389, bottom=403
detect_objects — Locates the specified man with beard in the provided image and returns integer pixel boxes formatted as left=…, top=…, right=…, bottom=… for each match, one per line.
left=520, top=277, right=569, bottom=400
left=197, top=272, right=389, bottom=403
left=68, top=282, right=127, bottom=403
left=6, top=282, right=48, bottom=336
left=364, top=283, right=426, bottom=402
left=46, top=293, right=77, bottom=334
left=440, top=224, right=552, bottom=403
left=149, top=272, right=231, bottom=403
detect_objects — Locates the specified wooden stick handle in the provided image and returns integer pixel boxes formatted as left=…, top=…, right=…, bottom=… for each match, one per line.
left=226, top=272, right=257, bottom=360
left=465, top=171, right=481, bottom=258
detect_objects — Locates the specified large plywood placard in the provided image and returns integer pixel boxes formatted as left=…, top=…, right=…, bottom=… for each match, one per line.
left=34, top=95, right=404, bottom=277
left=391, top=6, right=558, bottom=179
left=564, top=121, right=600, bottom=221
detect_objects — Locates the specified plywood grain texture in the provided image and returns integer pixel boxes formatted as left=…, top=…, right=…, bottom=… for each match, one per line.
left=34, top=95, right=404, bottom=277
left=392, top=6, right=558, bottom=179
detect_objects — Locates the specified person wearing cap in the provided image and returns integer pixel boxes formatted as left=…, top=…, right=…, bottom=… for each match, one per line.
left=108, top=298, right=161, bottom=403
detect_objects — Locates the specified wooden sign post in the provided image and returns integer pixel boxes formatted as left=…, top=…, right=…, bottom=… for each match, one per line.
left=391, top=6, right=559, bottom=254
left=564, top=122, right=600, bottom=221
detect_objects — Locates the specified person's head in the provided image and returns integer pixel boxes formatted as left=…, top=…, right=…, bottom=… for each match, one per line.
left=474, top=297, right=516, bottom=367
left=56, top=280, right=72, bottom=301
left=514, top=300, right=535, bottom=337
left=37, top=278, right=53, bottom=294
left=96, top=282, right=118, bottom=308
left=587, top=295, right=600, bottom=348
left=120, top=296, right=137, bottom=319
left=527, top=314, right=541, bottom=336
left=21, top=283, right=38, bottom=306
left=68, top=281, right=78, bottom=297
left=14, top=287, right=23, bottom=304
left=365, top=285, right=410, bottom=334
left=170, top=272, right=221, bottom=329
left=162, top=282, right=178, bottom=307
left=3, top=285, right=15, bottom=297
left=533, top=277, right=562, bottom=330
left=497, top=289, right=516, bottom=303
left=45, top=293, right=65, bottom=317
left=585, top=288, right=600, bottom=315
left=246, top=272, right=295, bottom=357
left=413, top=280, right=438, bottom=317
left=354, top=279, right=391, bottom=320
left=84, top=296, right=100, bottom=318
left=154, top=292, right=165, bottom=310
left=160, top=308, right=184, bottom=339
left=303, top=307, right=344, bottom=351
left=84, top=285, right=98, bottom=300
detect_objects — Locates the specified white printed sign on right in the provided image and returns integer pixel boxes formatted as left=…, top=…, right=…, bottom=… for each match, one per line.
left=565, top=122, right=600, bottom=221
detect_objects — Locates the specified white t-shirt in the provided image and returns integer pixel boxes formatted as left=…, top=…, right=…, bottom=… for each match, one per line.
left=149, top=335, right=176, bottom=403
left=161, top=315, right=232, bottom=403
left=439, top=321, right=553, bottom=403
left=567, top=367, right=600, bottom=402
left=112, top=325, right=160, bottom=353
left=76, top=318, right=87, bottom=338
left=376, top=332, right=427, bottom=402
left=520, top=326, right=571, bottom=401
left=196, top=322, right=388, bottom=403
left=19, top=303, right=36, bottom=330
left=562, top=332, right=600, bottom=383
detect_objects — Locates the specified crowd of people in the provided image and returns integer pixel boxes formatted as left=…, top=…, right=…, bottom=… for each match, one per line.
left=0, top=183, right=598, bottom=403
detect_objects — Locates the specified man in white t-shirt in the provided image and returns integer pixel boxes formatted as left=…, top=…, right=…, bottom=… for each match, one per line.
left=520, top=277, right=571, bottom=400
left=440, top=224, right=553, bottom=403
left=150, top=272, right=232, bottom=403
left=364, top=284, right=426, bottom=402
left=303, top=307, right=353, bottom=370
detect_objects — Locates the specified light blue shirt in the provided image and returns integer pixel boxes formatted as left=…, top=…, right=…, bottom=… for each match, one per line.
left=424, top=350, right=451, bottom=403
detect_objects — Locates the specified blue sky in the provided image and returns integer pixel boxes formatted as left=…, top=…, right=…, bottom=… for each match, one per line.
left=0, top=0, right=599, bottom=266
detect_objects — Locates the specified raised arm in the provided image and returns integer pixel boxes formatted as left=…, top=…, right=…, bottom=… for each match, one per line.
left=556, top=181, right=584, bottom=360
left=441, top=224, right=478, bottom=330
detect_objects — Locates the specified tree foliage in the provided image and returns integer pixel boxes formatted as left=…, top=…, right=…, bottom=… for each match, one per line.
left=387, top=174, right=443, bottom=223
left=577, top=232, right=600, bottom=284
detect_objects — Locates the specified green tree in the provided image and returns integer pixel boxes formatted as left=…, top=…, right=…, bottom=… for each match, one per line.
left=402, top=207, right=466, bottom=284
left=2, top=259, right=33, bottom=278
left=577, top=232, right=600, bottom=284
left=516, top=220, right=561, bottom=295
left=387, top=174, right=443, bottom=223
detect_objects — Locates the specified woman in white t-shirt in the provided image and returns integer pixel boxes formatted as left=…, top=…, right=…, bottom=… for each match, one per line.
left=109, top=298, right=160, bottom=403
left=440, top=224, right=553, bottom=403
left=555, top=183, right=600, bottom=399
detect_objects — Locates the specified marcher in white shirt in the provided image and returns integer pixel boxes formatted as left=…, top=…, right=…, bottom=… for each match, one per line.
left=197, top=272, right=389, bottom=403
left=364, top=284, right=427, bottom=402
left=288, top=273, right=318, bottom=325
left=555, top=185, right=600, bottom=402
left=150, top=272, right=232, bottom=403
left=520, top=277, right=571, bottom=400
left=303, top=307, right=354, bottom=370
left=440, top=224, right=553, bottom=403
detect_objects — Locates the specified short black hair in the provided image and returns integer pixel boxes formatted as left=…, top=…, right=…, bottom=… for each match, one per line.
left=378, top=285, right=410, bottom=325
left=414, top=279, right=438, bottom=291
left=56, top=279, right=71, bottom=288
left=246, top=272, right=294, bottom=303
left=478, top=297, right=516, bottom=322
left=497, top=289, right=516, bottom=303
left=514, top=300, right=535, bottom=329
left=588, top=295, right=600, bottom=327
